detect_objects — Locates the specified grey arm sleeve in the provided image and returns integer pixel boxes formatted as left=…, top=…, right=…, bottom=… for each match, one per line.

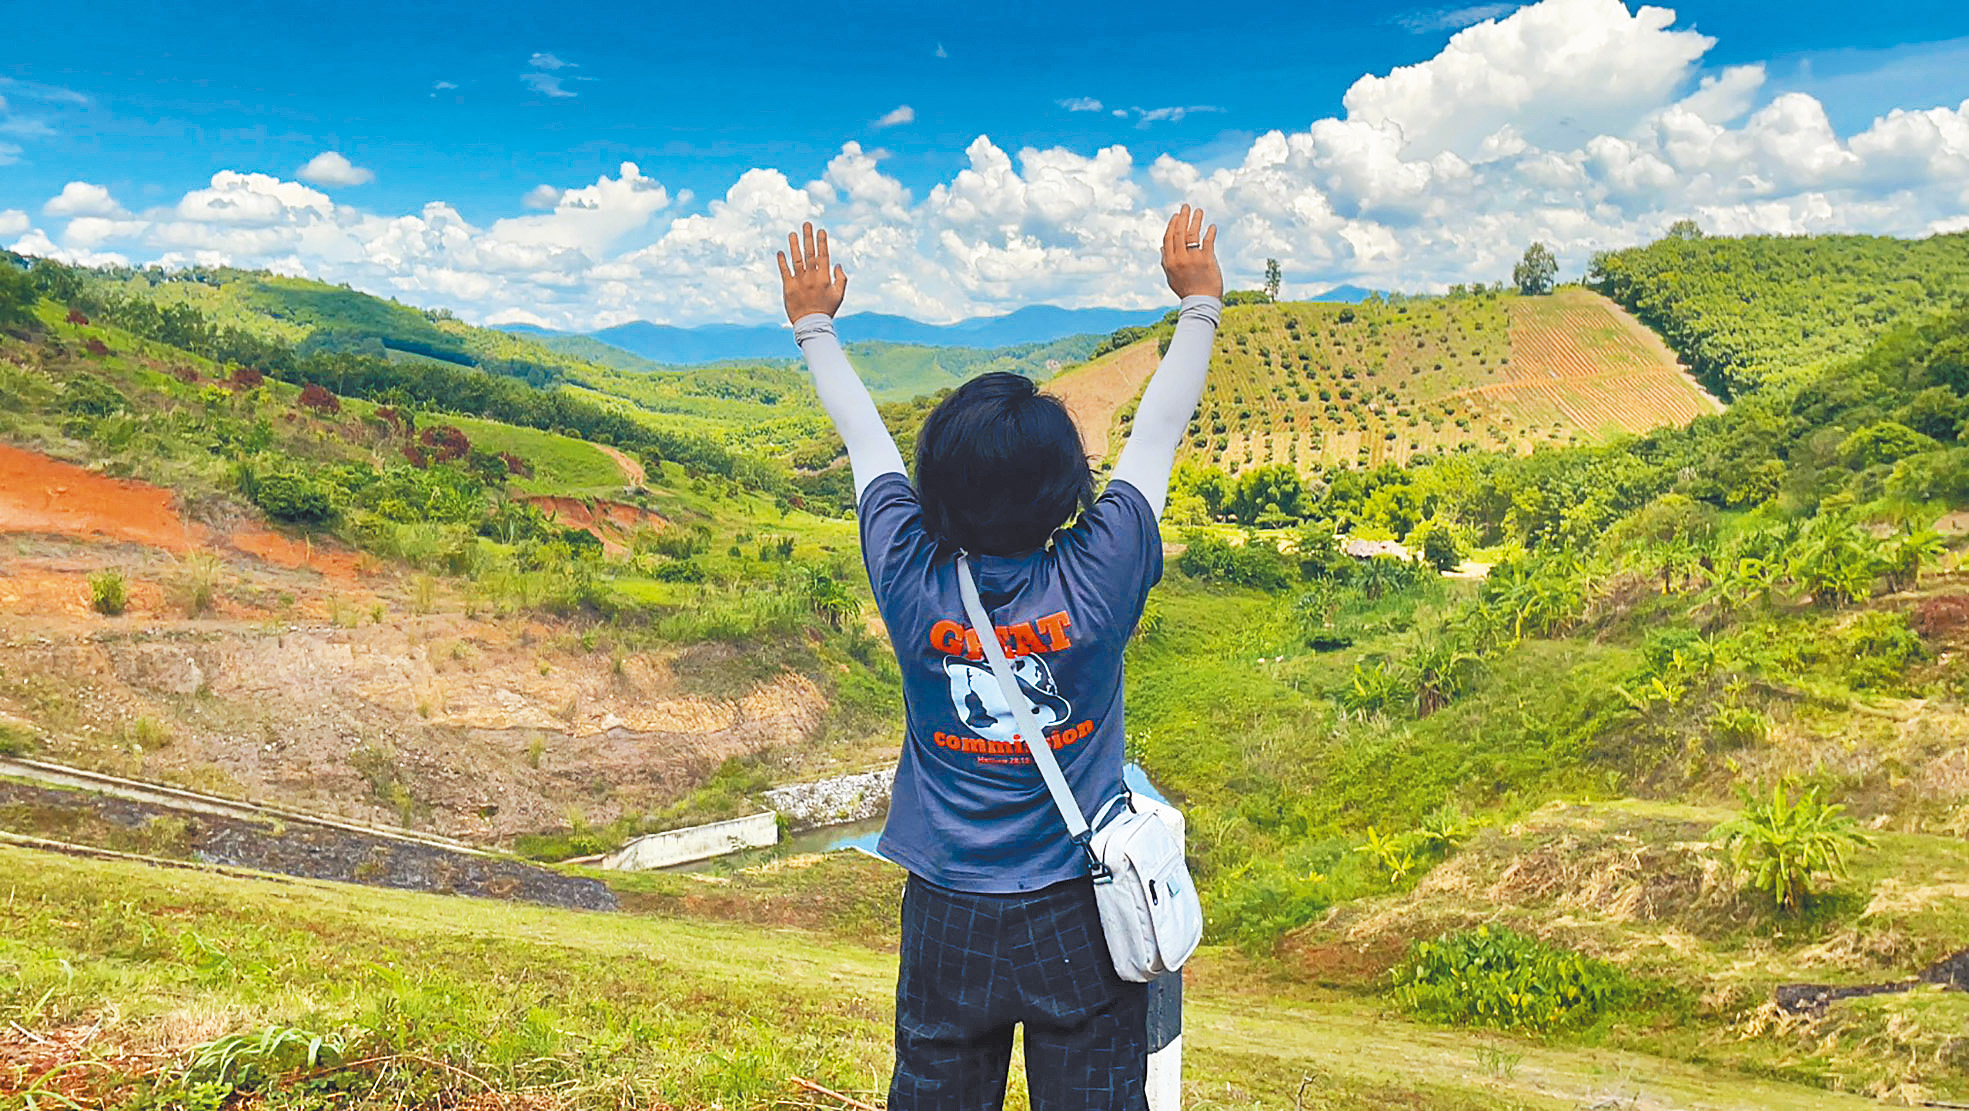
left=793, top=313, right=908, bottom=501
left=1109, top=295, right=1223, bottom=517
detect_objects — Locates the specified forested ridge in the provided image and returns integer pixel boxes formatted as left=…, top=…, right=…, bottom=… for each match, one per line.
left=1590, top=229, right=1969, bottom=395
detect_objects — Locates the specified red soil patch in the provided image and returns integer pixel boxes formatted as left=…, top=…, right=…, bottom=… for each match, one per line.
left=1910, top=593, right=1969, bottom=646
left=228, top=528, right=363, bottom=583
left=0, top=1022, right=157, bottom=1104
left=1282, top=935, right=1412, bottom=987
left=0, top=567, right=167, bottom=618
left=0, top=444, right=201, bottom=551
left=520, top=496, right=669, bottom=554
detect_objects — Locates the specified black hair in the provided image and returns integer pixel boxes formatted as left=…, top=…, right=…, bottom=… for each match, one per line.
left=913, top=372, right=1094, bottom=557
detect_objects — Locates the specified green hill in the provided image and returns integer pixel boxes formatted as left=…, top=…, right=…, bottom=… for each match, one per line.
left=1049, top=287, right=1721, bottom=478
left=1591, top=230, right=1969, bottom=395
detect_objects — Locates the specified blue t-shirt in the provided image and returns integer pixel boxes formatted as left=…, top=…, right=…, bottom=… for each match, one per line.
left=858, top=472, right=1163, bottom=893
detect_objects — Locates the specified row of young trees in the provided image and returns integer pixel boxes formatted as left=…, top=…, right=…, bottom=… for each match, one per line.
left=1171, top=291, right=1966, bottom=561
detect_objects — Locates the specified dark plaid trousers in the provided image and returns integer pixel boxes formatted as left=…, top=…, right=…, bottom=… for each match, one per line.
left=888, top=873, right=1149, bottom=1111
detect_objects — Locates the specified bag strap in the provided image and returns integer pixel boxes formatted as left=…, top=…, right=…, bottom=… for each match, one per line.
left=955, top=555, right=1108, bottom=877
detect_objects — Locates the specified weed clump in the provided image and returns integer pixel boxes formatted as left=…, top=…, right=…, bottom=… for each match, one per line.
left=1390, top=925, right=1632, bottom=1033
left=88, top=569, right=129, bottom=615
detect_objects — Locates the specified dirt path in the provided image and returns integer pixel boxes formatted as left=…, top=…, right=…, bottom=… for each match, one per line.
left=595, top=443, right=647, bottom=487
left=1184, top=991, right=1877, bottom=1111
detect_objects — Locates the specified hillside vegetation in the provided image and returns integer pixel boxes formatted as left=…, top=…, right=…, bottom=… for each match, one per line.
left=3, top=230, right=1969, bottom=1108
left=1050, top=287, right=1719, bottom=477
left=0, top=268, right=909, bottom=847
left=1107, top=251, right=1969, bottom=1101
left=1591, top=229, right=1969, bottom=395
left=10, top=846, right=1882, bottom=1111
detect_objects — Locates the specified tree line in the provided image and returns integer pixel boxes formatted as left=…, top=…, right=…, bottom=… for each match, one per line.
left=2, top=252, right=828, bottom=508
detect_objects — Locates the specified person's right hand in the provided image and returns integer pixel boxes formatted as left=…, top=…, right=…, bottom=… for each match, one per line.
left=1161, top=205, right=1222, bottom=300
left=778, top=222, right=849, bottom=323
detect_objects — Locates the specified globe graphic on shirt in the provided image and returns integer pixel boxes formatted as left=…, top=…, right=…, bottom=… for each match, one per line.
left=941, top=653, right=1072, bottom=744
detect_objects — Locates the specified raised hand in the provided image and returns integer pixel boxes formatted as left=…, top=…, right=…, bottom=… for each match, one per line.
left=777, top=222, right=849, bottom=323
left=1161, top=205, right=1222, bottom=300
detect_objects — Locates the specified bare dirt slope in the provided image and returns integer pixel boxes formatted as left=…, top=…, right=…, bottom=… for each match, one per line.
left=0, top=445, right=835, bottom=845
left=1044, top=338, right=1161, bottom=462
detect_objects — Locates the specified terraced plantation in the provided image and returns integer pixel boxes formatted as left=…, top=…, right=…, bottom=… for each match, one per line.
left=1051, top=288, right=1722, bottom=475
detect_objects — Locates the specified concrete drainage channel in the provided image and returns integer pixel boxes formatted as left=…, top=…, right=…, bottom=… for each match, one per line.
left=597, top=766, right=898, bottom=872
left=0, top=756, right=904, bottom=897
left=597, top=762, right=1176, bottom=874
left=0, top=756, right=616, bottom=911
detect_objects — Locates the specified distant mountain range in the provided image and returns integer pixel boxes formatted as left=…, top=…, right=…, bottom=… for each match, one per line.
left=502, top=305, right=1165, bottom=366
left=501, top=288, right=1379, bottom=368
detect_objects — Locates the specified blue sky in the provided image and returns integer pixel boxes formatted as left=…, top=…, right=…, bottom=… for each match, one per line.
left=4, top=0, right=1968, bottom=327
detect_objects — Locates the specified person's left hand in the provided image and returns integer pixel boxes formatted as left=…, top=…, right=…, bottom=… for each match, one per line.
left=778, top=222, right=849, bottom=323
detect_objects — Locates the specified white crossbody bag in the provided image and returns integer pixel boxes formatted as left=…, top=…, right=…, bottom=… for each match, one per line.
left=956, top=555, right=1203, bottom=982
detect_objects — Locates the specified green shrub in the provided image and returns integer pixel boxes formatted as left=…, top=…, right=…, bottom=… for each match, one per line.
left=1178, top=530, right=1296, bottom=590
left=1338, top=660, right=1410, bottom=715
left=88, top=569, right=129, bottom=615
left=1390, top=926, right=1631, bottom=1032
left=178, top=1024, right=345, bottom=1095
left=60, top=376, right=129, bottom=417
left=1209, top=855, right=1339, bottom=952
left=249, top=471, right=334, bottom=524
left=1834, top=610, right=1926, bottom=692
left=0, top=722, right=31, bottom=757
left=1418, top=522, right=1462, bottom=572
left=170, top=552, right=223, bottom=617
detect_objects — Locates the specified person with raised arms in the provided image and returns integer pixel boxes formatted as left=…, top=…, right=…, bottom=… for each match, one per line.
left=775, top=207, right=1222, bottom=1111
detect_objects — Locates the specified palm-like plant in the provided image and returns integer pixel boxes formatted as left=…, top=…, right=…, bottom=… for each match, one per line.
left=1338, top=659, right=1411, bottom=716
left=1788, top=515, right=1879, bottom=607
left=1406, top=640, right=1480, bottom=716
left=1711, top=555, right=1779, bottom=611
left=793, top=566, right=860, bottom=630
left=1712, top=783, right=1872, bottom=914
left=1880, top=527, right=1945, bottom=593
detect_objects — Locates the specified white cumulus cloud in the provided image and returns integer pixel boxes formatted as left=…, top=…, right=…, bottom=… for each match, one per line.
left=43, top=181, right=124, bottom=218
left=1059, top=97, right=1104, bottom=113
left=8, top=0, right=1969, bottom=332
left=297, top=151, right=375, bottom=187
left=874, top=105, right=915, bottom=129
left=1346, top=0, right=1711, bottom=158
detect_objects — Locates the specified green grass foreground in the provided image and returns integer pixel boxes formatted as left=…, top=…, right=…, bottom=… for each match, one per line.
left=0, top=846, right=1885, bottom=1111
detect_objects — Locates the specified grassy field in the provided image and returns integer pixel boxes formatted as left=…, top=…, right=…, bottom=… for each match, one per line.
left=0, top=843, right=1891, bottom=1111
left=1049, top=289, right=1720, bottom=474
left=441, top=414, right=631, bottom=497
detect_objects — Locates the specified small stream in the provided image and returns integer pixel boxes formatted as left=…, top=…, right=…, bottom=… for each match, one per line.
left=664, top=763, right=1170, bottom=873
